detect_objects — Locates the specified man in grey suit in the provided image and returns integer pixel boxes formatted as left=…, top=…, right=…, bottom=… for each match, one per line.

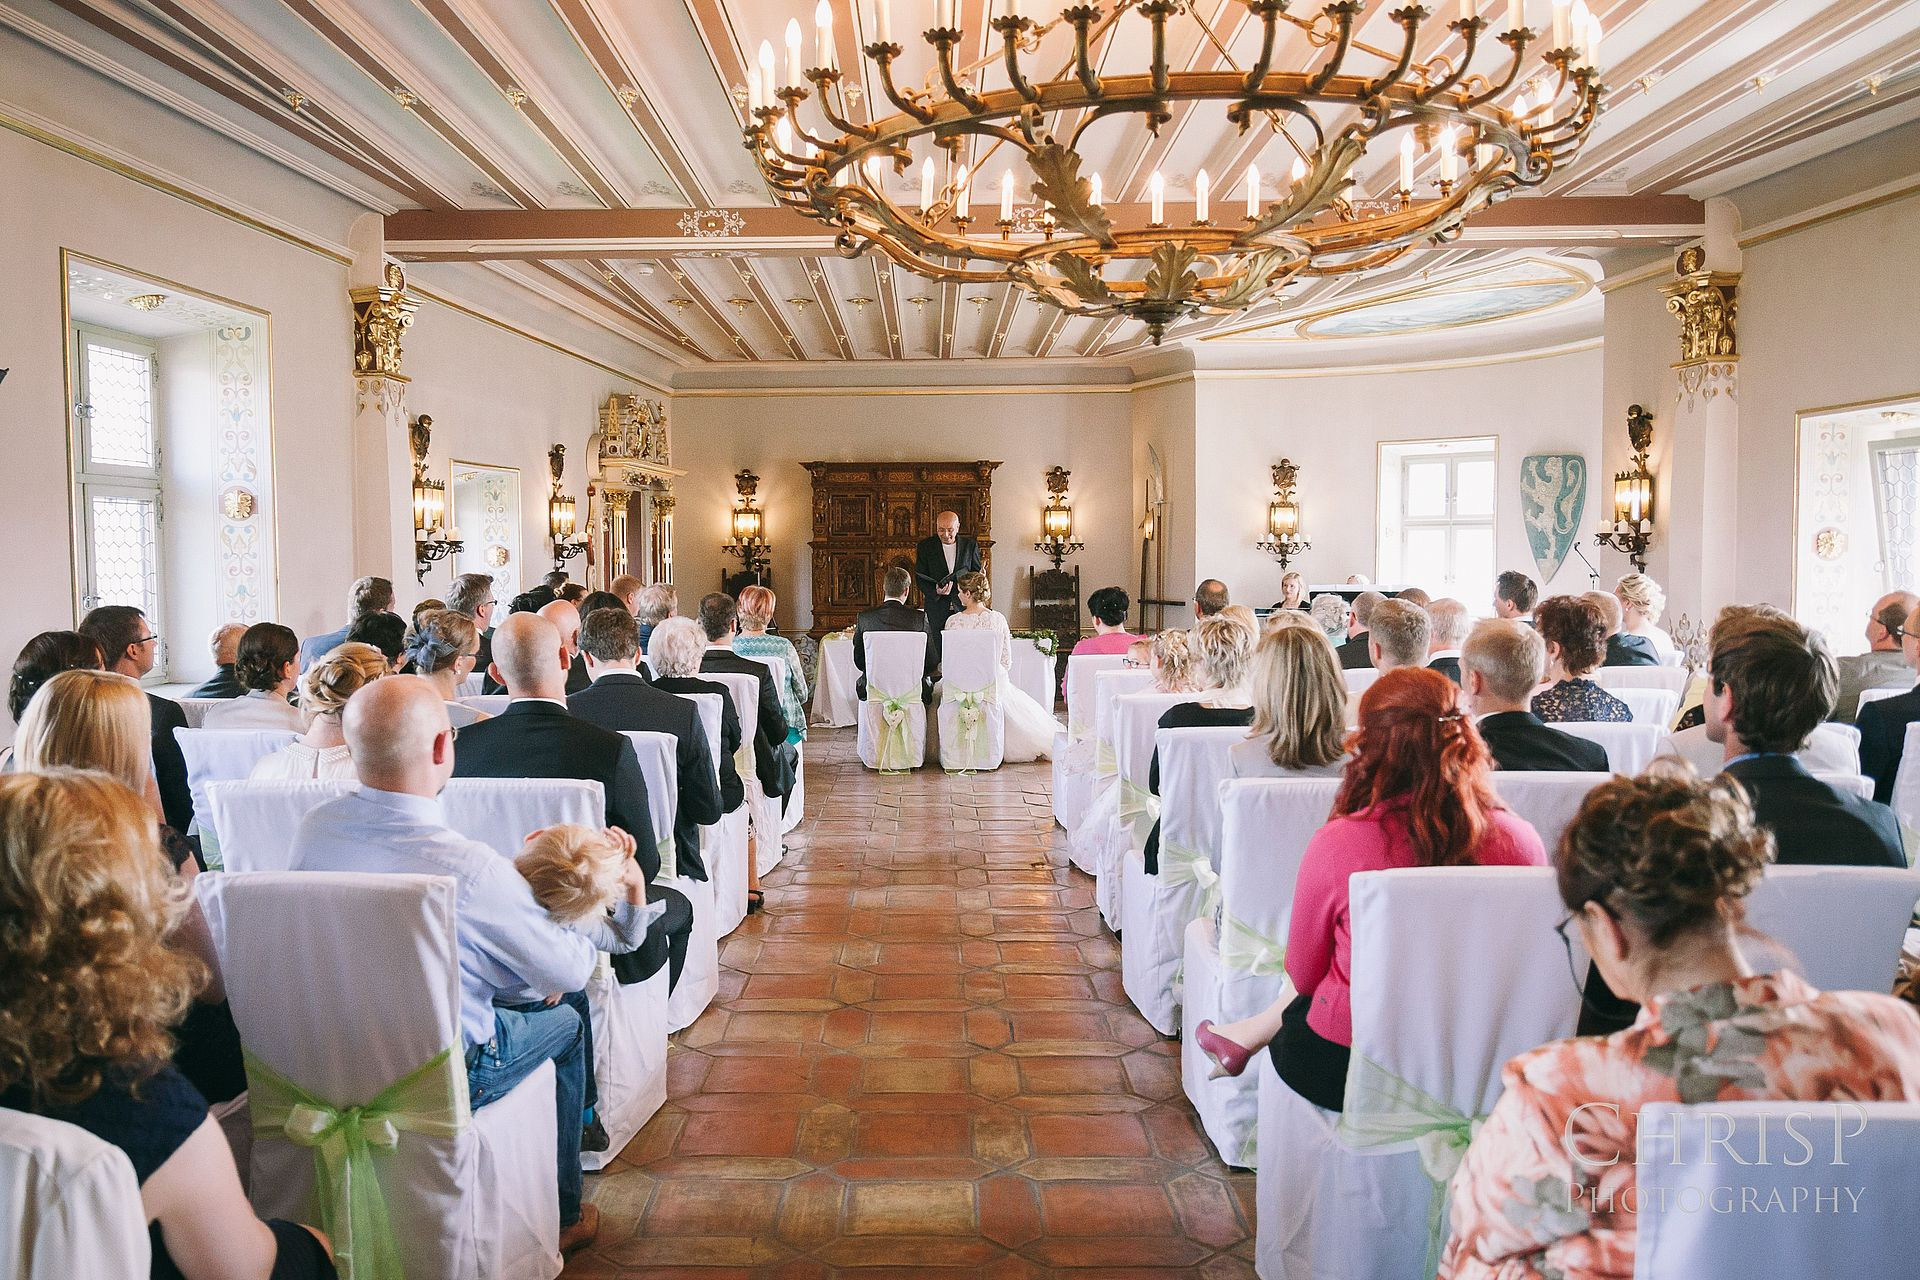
left=855, top=565, right=935, bottom=704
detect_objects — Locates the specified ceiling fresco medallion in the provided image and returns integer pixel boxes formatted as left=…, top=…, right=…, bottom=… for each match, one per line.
left=675, top=209, right=746, bottom=239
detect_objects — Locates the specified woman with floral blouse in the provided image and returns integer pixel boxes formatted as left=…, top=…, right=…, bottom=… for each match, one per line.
left=1530, top=594, right=1633, bottom=723
left=1438, top=762, right=1920, bottom=1279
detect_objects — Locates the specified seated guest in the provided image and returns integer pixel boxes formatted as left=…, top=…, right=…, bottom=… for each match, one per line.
left=186, top=624, right=246, bottom=698
left=298, top=574, right=394, bottom=670
left=406, top=608, right=489, bottom=727
left=1067, top=587, right=1140, bottom=665
left=445, top=572, right=500, bottom=693
left=854, top=566, right=934, bottom=703
left=0, top=770, right=337, bottom=1280
left=1530, top=595, right=1632, bottom=723
left=1395, top=586, right=1432, bottom=609
left=1589, top=590, right=1658, bottom=666
left=733, top=585, right=809, bottom=743
left=1148, top=628, right=1200, bottom=693
left=79, top=604, right=190, bottom=832
left=1366, top=598, right=1432, bottom=673
left=16, top=669, right=239, bottom=1102
left=699, top=594, right=792, bottom=800
left=1614, top=571, right=1676, bottom=663
left=1270, top=571, right=1307, bottom=613
left=570, top=606, right=724, bottom=891
left=1308, top=593, right=1347, bottom=646
left=557, top=583, right=587, bottom=606
left=635, top=583, right=677, bottom=655
left=251, top=643, right=388, bottom=780
left=1192, top=668, right=1547, bottom=1099
left=1218, top=603, right=1259, bottom=638
left=1229, top=622, right=1348, bottom=779
left=345, top=609, right=407, bottom=672
left=1439, top=764, right=1920, bottom=1280
left=411, top=597, right=444, bottom=627
left=609, top=573, right=644, bottom=618
left=1425, top=598, right=1470, bottom=683
left=1146, top=615, right=1257, bottom=872
left=1704, top=606, right=1903, bottom=866
left=1336, top=590, right=1386, bottom=670
left=537, top=599, right=590, bottom=694
left=7, top=628, right=101, bottom=744
left=1463, top=620, right=1608, bottom=772
left=1193, top=579, right=1230, bottom=621
left=1836, top=589, right=1919, bottom=720
left=576, top=590, right=628, bottom=626
left=1492, top=569, right=1536, bottom=625
left=202, top=623, right=304, bottom=731
left=290, top=677, right=602, bottom=1254
left=1859, top=600, right=1920, bottom=803
left=648, top=617, right=747, bottom=818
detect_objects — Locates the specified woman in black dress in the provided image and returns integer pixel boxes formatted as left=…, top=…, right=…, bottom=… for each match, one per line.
left=1531, top=595, right=1633, bottom=723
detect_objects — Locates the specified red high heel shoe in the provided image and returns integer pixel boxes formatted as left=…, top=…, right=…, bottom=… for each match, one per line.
left=1193, top=1020, right=1255, bottom=1079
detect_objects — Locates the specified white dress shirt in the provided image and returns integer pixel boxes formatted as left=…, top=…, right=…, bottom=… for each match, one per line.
left=943, top=541, right=957, bottom=575
left=202, top=689, right=304, bottom=732
left=289, top=784, right=597, bottom=1046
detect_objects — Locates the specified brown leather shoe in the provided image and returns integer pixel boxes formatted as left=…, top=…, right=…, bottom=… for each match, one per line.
left=559, top=1202, right=601, bottom=1256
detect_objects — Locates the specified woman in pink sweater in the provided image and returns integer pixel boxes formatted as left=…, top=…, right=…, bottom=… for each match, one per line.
left=1195, top=667, right=1546, bottom=1109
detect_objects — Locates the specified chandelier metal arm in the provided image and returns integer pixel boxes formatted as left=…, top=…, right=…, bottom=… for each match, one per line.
left=804, top=69, right=877, bottom=140
left=1242, top=0, right=1285, bottom=92
left=1464, top=28, right=1536, bottom=108
left=1142, top=0, right=1176, bottom=99
left=866, top=42, right=936, bottom=123
left=993, top=17, right=1041, bottom=103
left=1063, top=6, right=1105, bottom=96
left=1307, top=2, right=1364, bottom=95
left=772, top=90, right=841, bottom=156
left=1414, top=17, right=1484, bottom=103
left=1367, top=5, right=1430, bottom=99
left=929, top=28, right=988, bottom=114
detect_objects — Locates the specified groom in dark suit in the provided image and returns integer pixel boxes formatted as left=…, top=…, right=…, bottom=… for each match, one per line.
left=854, top=565, right=935, bottom=703
left=914, top=510, right=982, bottom=664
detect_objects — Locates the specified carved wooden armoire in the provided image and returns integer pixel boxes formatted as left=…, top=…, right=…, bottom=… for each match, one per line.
left=803, top=460, right=1000, bottom=636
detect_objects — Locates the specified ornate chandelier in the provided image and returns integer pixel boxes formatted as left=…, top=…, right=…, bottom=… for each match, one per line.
left=743, top=1, right=1606, bottom=343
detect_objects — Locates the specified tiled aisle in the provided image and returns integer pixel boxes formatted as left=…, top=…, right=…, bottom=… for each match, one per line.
left=565, top=728, right=1256, bottom=1278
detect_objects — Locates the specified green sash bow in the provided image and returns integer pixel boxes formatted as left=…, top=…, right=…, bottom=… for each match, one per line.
left=732, top=742, right=754, bottom=785
left=1336, top=1053, right=1486, bottom=1278
left=870, top=688, right=919, bottom=771
left=1118, top=779, right=1159, bottom=855
left=1094, top=738, right=1119, bottom=779
left=245, top=1047, right=468, bottom=1280
left=946, top=683, right=996, bottom=770
left=1218, top=911, right=1288, bottom=976
left=1159, top=840, right=1221, bottom=919
left=656, top=834, right=675, bottom=879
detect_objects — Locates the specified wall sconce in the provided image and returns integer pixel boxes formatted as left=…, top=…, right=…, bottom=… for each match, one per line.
left=1033, top=466, right=1085, bottom=571
left=1255, top=458, right=1311, bottom=572
left=410, top=414, right=461, bottom=583
left=723, top=468, right=771, bottom=576
left=1595, top=404, right=1655, bottom=571
left=547, top=444, right=587, bottom=569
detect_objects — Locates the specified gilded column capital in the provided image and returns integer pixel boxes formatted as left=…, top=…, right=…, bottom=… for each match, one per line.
left=1660, top=247, right=1739, bottom=369
left=350, top=262, right=418, bottom=380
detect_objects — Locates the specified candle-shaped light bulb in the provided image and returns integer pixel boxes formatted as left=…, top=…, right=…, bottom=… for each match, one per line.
left=1007, top=0, right=1021, bottom=16
left=1552, top=0, right=1571, bottom=48
left=866, top=155, right=884, bottom=188
left=816, top=0, right=836, bottom=69
left=1586, top=13, right=1602, bottom=64
left=873, top=0, right=890, bottom=43
left=919, top=156, right=934, bottom=210
left=775, top=114, right=793, bottom=155
left=1398, top=133, right=1415, bottom=192
left=937, top=0, right=954, bottom=29
left=1513, top=90, right=1530, bottom=126
left=1459, top=0, right=1476, bottom=18
left=1476, top=142, right=1496, bottom=169
left=1439, top=126, right=1459, bottom=182
left=1244, top=163, right=1259, bottom=217
left=955, top=163, right=970, bottom=218
left=1291, top=156, right=1308, bottom=185
left=758, top=40, right=776, bottom=103
left=748, top=60, right=763, bottom=110
left=1089, top=171, right=1103, bottom=206
left=1000, top=168, right=1014, bottom=221
left=1149, top=169, right=1164, bottom=224
left=1194, top=168, right=1210, bottom=221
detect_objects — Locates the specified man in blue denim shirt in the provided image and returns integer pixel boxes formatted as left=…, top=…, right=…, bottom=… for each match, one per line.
left=289, top=675, right=604, bottom=1254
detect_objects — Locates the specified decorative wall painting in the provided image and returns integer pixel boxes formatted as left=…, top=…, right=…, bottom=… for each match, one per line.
left=1519, top=453, right=1588, bottom=584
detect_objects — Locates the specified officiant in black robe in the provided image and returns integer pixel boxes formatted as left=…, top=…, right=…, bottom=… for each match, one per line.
left=914, top=510, right=982, bottom=663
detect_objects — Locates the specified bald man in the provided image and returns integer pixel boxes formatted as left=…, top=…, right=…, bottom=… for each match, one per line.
left=451, top=613, right=693, bottom=991
left=538, top=598, right=591, bottom=694
left=288, top=676, right=603, bottom=1252
left=914, top=509, right=981, bottom=659
left=1835, top=589, right=1920, bottom=721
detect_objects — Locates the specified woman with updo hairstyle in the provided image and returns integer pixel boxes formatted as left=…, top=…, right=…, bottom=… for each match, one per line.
left=249, top=642, right=390, bottom=781
left=1529, top=594, right=1632, bottom=723
left=202, top=622, right=302, bottom=731
left=1148, top=628, right=1199, bottom=693
left=406, top=608, right=488, bottom=727
left=8, top=629, right=101, bottom=724
left=733, top=584, right=808, bottom=744
left=0, top=771, right=337, bottom=1280
left=1614, top=570, right=1676, bottom=663
left=946, top=569, right=1062, bottom=762
left=1069, top=587, right=1140, bottom=659
left=1192, top=668, right=1546, bottom=1106
left=1438, top=762, right=1920, bottom=1280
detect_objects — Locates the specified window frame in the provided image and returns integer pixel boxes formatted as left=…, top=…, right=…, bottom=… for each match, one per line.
left=1377, top=435, right=1499, bottom=601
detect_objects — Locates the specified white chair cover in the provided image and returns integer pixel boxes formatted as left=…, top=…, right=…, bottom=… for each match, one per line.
left=1555, top=721, right=1667, bottom=774
left=1055, top=654, right=1127, bottom=833
left=620, top=731, right=719, bottom=1032
left=1183, top=778, right=1340, bottom=1169
left=855, top=631, right=927, bottom=772
left=0, top=1109, right=149, bottom=1279
left=1009, top=636, right=1054, bottom=712
left=1815, top=772, right=1874, bottom=799
left=1744, top=864, right=1920, bottom=992
left=1855, top=684, right=1908, bottom=713
left=937, top=629, right=1006, bottom=771
left=458, top=695, right=512, bottom=718
left=1342, top=668, right=1381, bottom=698
left=211, top=779, right=351, bottom=872
left=677, top=692, right=747, bottom=938
left=175, top=727, right=299, bottom=845
left=1488, top=772, right=1611, bottom=855
left=580, top=959, right=670, bottom=1175
left=1067, top=667, right=1157, bottom=875
left=197, top=872, right=561, bottom=1280
left=456, top=674, right=484, bottom=698
left=1632, top=1101, right=1920, bottom=1280
left=1613, top=686, right=1680, bottom=727
left=738, top=652, right=806, bottom=834
left=1120, top=726, right=1244, bottom=1036
left=179, top=696, right=226, bottom=729
left=1590, top=665, right=1689, bottom=697
left=1258, top=867, right=1578, bottom=1280
left=1103, top=691, right=1204, bottom=932
left=1661, top=721, right=1863, bottom=777
left=1892, top=722, right=1920, bottom=836
left=704, top=670, right=783, bottom=879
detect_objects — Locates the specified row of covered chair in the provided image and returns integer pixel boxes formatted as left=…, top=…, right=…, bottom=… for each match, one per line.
left=852, top=630, right=1011, bottom=772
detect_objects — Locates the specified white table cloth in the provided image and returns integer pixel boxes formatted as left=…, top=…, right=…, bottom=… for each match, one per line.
left=812, top=632, right=1054, bottom=728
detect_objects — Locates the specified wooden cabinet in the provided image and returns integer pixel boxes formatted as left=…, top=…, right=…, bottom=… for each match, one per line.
left=803, top=460, right=1000, bottom=636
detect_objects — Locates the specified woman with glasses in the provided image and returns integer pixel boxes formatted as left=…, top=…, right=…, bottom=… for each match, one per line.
left=1192, top=668, right=1546, bottom=1106
left=250, top=643, right=389, bottom=780
left=405, top=608, right=490, bottom=727
left=1438, top=761, right=1920, bottom=1279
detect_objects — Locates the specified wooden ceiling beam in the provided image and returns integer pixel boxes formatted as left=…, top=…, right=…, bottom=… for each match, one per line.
left=550, top=0, right=714, bottom=205
left=873, top=258, right=903, bottom=360
left=802, top=257, right=856, bottom=361
left=732, top=258, right=808, bottom=361
left=661, top=258, right=762, bottom=360
left=576, top=258, right=710, bottom=358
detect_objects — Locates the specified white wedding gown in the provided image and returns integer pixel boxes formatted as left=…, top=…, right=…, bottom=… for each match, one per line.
left=945, top=609, right=1062, bottom=762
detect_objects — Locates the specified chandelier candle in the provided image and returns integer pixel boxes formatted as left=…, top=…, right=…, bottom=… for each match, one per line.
left=744, top=0, right=1606, bottom=343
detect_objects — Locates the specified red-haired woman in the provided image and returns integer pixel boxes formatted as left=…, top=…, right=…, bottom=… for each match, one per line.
left=1193, top=667, right=1547, bottom=1109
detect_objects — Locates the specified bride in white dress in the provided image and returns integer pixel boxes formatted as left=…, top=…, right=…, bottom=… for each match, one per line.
left=944, top=572, right=1062, bottom=762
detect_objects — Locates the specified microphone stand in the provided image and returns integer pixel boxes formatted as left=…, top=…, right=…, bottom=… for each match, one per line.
left=1570, top=541, right=1602, bottom=589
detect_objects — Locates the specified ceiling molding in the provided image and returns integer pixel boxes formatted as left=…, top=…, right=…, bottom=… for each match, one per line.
left=411, top=278, right=672, bottom=391
left=1737, top=171, right=1920, bottom=251
left=547, top=0, right=710, bottom=205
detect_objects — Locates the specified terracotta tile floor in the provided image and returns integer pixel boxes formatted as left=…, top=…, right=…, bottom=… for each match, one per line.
left=565, top=728, right=1255, bottom=1279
